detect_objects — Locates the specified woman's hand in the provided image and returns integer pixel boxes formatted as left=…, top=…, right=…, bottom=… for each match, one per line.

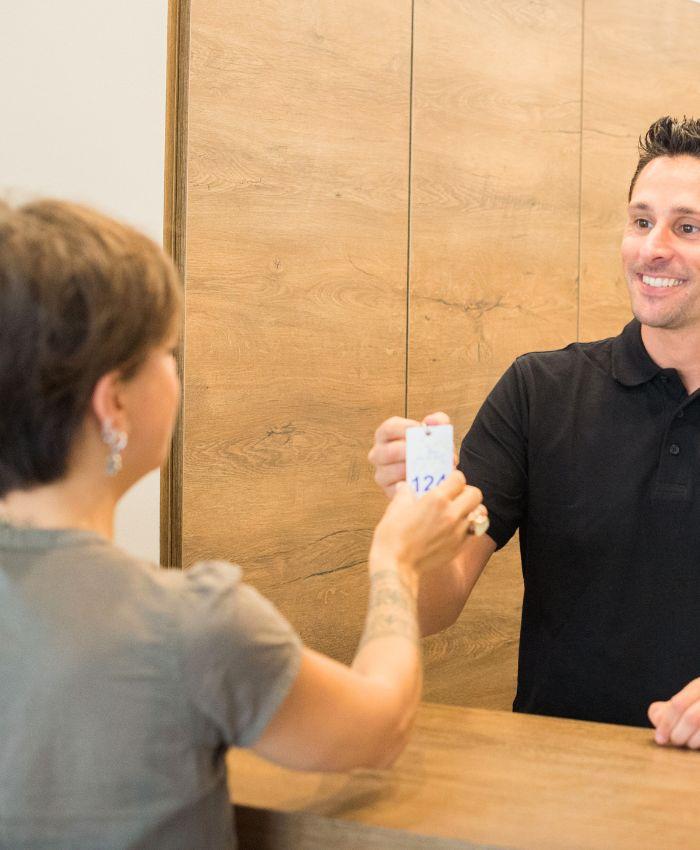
left=369, top=470, right=485, bottom=577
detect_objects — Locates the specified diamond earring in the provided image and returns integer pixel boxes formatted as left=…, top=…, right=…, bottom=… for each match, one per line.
left=101, top=418, right=128, bottom=476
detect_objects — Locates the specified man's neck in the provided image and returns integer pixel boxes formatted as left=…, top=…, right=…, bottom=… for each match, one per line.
left=641, top=324, right=700, bottom=394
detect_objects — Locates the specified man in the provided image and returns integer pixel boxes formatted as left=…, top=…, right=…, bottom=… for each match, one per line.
left=369, top=116, right=700, bottom=749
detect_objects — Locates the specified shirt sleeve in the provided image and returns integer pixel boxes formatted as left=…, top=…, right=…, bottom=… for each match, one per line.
left=458, top=359, right=529, bottom=550
left=178, top=560, right=303, bottom=748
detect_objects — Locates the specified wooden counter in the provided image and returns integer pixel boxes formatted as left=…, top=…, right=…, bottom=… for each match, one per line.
left=227, top=702, right=700, bottom=850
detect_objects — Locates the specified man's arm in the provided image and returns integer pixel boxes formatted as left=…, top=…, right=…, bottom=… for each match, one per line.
left=416, top=532, right=496, bottom=636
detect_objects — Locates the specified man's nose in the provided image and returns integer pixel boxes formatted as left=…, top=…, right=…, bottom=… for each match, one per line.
left=640, top=224, right=674, bottom=264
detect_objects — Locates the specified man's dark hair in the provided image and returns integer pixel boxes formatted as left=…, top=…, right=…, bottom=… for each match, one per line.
left=629, top=116, right=700, bottom=199
left=0, top=199, right=183, bottom=498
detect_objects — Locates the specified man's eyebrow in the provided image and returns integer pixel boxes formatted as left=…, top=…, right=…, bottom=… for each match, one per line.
left=628, top=201, right=700, bottom=215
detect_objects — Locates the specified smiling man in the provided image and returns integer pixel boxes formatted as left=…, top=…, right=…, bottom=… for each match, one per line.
left=369, top=116, right=700, bottom=748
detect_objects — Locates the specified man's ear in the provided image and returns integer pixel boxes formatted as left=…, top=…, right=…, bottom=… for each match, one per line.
left=91, top=370, right=128, bottom=434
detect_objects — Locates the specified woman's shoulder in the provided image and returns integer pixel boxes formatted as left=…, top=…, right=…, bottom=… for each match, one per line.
left=52, top=537, right=249, bottom=624
left=145, top=557, right=246, bottom=611
left=44, top=536, right=298, bottom=653
left=91, top=541, right=243, bottom=596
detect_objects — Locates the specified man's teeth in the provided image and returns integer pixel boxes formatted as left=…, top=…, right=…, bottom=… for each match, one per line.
left=642, top=275, right=684, bottom=288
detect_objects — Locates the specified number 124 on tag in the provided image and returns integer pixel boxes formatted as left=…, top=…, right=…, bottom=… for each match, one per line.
left=405, top=424, right=454, bottom=497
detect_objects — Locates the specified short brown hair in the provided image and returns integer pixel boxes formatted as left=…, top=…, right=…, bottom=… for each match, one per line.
left=0, top=198, right=183, bottom=498
left=629, top=116, right=700, bottom=199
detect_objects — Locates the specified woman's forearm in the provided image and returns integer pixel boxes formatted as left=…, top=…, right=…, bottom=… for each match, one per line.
left=350, top=558, right=422, bottom=766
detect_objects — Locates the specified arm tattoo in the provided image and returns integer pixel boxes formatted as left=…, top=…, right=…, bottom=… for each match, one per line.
left=358, top=567, right=419, bottom=650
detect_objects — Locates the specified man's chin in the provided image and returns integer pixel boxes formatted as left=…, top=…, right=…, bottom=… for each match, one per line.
left=632, top=306, right=685, bottom=331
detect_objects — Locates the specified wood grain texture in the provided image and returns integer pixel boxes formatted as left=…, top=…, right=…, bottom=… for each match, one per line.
left=182, top=1, right=411, bottom=660
left=408, top=0, right=582, bottom=708
left=229, top=702, right=700, bottom=850
left=579, top=0, right=700, bottom=341
left=235, top=807, right=489, bottom=850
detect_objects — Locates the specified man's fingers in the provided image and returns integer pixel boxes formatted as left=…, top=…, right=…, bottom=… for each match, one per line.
left=421, top=411, right=451, bottom=427
left=368, top=439, right=407, bottom=467
left=670, top=677, right=700, bottom=713
left=687, top=728, right=700, bottom=750
left=375, top=462, right=406, bottom=492
left=669, top=702, right=700, bottom=747
left=652, top=701, right=678, bottom=744
left=374, top=416, right=420, bottom=444
left=648, top=700, right=674, bottom=744
left=649, top=692, right=700, bottom=747
left=648, top=701, right=664, bottom=727
left=651, top=678, right=700, bottom=746
left=371, top=411, right=458, bottom=502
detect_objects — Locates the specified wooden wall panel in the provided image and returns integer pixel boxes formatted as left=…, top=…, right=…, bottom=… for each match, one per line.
left=182, top=1, right=412, bottom=661
left=408, top=0, right=582, bottom=708
left=579, top=0, right=700, bottom=342
left=171, top=0, right=700, bottom=713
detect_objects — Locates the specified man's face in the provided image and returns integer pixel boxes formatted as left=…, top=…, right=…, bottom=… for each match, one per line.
left=621, top=155, right=700, bottom=332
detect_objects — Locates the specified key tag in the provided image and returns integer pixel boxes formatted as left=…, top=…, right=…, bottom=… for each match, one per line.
left=405, top=424, right=454, bottom=498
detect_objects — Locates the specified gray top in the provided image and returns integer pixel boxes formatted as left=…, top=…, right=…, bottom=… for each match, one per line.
left=0, top=520, right=302, bottom=850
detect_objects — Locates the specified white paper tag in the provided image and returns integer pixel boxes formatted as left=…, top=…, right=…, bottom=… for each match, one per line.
left=405, top=424, right=454, bottom=498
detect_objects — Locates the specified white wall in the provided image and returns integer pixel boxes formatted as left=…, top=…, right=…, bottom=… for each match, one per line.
left=0, top=1, right=169, bottom=563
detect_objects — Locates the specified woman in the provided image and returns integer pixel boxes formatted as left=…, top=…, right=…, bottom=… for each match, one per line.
left=0, top=199, right=485, bottom=850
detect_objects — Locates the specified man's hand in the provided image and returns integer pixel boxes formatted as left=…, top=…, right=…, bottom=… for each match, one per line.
left=648, top=678, right=700, bottom=749
left=368, top=411, right=452, bottom=497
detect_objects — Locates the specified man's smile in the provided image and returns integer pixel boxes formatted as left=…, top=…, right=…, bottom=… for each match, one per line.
left=637, top=272, right=686, bottom=290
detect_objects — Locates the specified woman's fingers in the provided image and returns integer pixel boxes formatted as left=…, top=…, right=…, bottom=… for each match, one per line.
left=432, top=469, right=466, bottom=499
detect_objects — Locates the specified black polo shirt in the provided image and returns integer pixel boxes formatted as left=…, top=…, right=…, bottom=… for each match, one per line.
left=459, top=319, right=700, bottom=727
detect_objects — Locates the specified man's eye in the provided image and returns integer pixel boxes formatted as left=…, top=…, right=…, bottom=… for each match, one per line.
left=680, top=223, right=699, bottom=234
left=635, top=218, right=652, bottom=229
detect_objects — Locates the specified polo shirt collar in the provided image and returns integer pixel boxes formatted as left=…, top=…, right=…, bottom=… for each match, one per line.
left=611, top=319, right=663, bottom=386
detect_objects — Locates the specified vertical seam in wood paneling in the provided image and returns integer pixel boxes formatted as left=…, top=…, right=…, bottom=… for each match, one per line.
left=576, top=0, right=586, bottom=342
left=161, top=0, right=191, bottom=568
left=404, top=0, right=416, bottom=418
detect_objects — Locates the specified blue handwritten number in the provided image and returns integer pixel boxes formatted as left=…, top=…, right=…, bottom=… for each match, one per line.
left=412, top=474, right=446, bottom=493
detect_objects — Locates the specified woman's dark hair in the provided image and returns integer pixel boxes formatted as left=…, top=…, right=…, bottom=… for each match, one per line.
left=629, top=116, right=700, bottom=199
left=0, top=198, right=183, bottom=498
